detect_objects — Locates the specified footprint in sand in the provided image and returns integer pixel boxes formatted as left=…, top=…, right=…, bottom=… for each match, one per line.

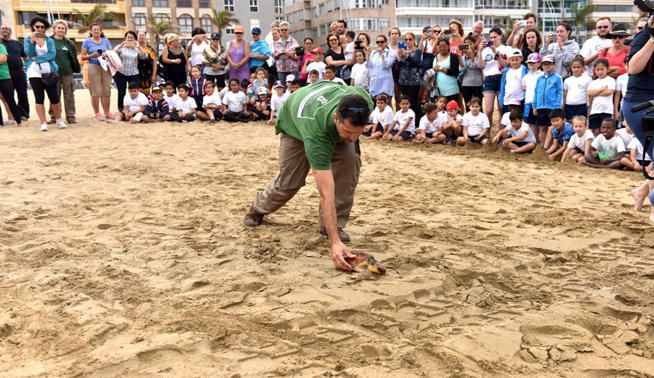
left=97, top=224, right=113, bottom=230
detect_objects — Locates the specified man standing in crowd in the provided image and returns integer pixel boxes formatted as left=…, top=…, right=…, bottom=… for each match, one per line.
left=581, top=17, right=613, bottom=74
left=1, top=25, right=29, bottom=122
left=249, top=27, right=271, bottom=73
left=243, top=81, right=373, bottom=271
left=273, top=21, right=300, bottom=83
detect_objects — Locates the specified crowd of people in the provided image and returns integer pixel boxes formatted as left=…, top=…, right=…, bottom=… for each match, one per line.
left=0, top=15, right=651, bottom=174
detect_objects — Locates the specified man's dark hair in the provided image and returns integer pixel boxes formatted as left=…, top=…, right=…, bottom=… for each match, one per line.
left=325, top=64, right=337, bottom=73
left=337, top=94, right=371, bottom=127
left=508, top=108, right=524, bottom=122
left=423, top=102, right=437, bottom=114
left=489, top=26, right=503, bottom=37
left=291, top=79, right=302, bottom=86
left=549, top=109, right=565, bottom=120
left=128, top=81, right=140, bottom=90
left=524, top=12, right=537, bottom=22
left=164, top=81, right=175, bottom=88
left=338, top=19, right=347, bottom=28
left=400, top=95, right=411, bottom=103
left=346, top=30, right=355, bottom=40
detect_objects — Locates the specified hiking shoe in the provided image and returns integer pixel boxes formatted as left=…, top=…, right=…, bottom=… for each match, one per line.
left=319, top=226, right=351, bottom=243
left=243, top=205, right=264, bottom=227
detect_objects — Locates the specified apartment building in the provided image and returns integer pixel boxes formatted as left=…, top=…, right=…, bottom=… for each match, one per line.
left=589, top=0, right=638, bottom=27
left=218, top=0, right=285, bottom=37
left=128, top=0, right=215, bottom=41
left=10, top=0, right=128, bottom=42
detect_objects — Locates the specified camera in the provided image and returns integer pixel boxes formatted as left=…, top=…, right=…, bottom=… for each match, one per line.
left=354, top=40, right=363, bottom=50
left=96, top=49, right=104, bottom=54
left=635, top=0, right=654, bottom=16
left=295, top=46, right=304, bottom=56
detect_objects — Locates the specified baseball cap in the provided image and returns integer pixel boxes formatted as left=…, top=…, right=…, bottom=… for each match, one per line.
left=541, top=55, right=555, bottom=63
left=257, top=86, right=269, bottom=95
left=509, top=49, right=522, bottom=58
left=252, top=27, right=262, bottom=35
left=210, top=32, right=220, bottom=40
left=151, top=84, right=162, bottom=92
left=422, top=26, right=432, bottom=33
left=312, top=47, right=323, bottom=54
left=286, top=74, right=295, bottom=82
left=446, top=100, right=458, bottom=110
left=273, top=80, right=284, bottom=88
left=526, top=52, right=541, bottom=63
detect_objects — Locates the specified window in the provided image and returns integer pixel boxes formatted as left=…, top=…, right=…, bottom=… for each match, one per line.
left=201, top=16, right=212, bottom=32
left=178, top=14, right=193, bottom=34
left=225, top=27, right=234, bottom=35
left=153, top=0, right=168, bottom=6
left=133, top=13, right=146, bottom=30
left=154, top=13, right=170, bottom=23
left=177, top=0, right=192, bottom=6
left=250, top=0, right=259, bottom=12
left=275, top=0, right=283, bottom=14
left=199, top=0, right=210, bottom=7
left=132, top=0, right=144, bottom=6
left=224, top=0, right=235, bottom=11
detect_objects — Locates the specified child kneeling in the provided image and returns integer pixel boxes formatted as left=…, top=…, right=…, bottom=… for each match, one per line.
left=492, top=109, right=537, bottom=153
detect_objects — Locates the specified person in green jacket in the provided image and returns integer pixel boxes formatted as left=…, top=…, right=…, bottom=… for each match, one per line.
left=51, top=19, right=79, bottom=124
left=244, top=81, right=373, bottom=271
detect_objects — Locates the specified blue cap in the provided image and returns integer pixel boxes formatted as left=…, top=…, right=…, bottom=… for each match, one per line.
left=273, top=80, right=284, bottom=88
left=252, top=27, right=262, bottom=35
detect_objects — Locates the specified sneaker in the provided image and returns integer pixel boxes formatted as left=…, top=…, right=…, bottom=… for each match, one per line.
left=105, top=114, right=114, bottom=122
left=67, top=117, right=77, bottom=124
left=20, top=116, right=28, bottom=122
left=243, top=205, right=264, bottom=227
left=95, top=113, right=106, bottom=121
left=40, top=123, right=48, bottom=132
left=56, top=119, right=67, bottom=129
left=5, top=120, right=17, bottom=126
left=208, top=119, right=216, bottom=125
left=319, top=226, right=351, bottom=243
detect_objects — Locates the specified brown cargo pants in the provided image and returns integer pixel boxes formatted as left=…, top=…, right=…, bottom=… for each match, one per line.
left=253, top=132, right=361, bottom=228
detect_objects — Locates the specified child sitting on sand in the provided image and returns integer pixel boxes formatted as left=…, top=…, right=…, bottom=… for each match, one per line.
left=364, top=94, right=394, bottom=140
left=441, top=100, right=463, bottom=143
left=252, top=87, right=272, bottom=121
left=307, top=69, right=320, bottom=85
left=562, top=116, right=594, bottom=163
left=170, top=84, right=197, bottom=123
left=222, top=78, right=250, bottom=123
left=163, top=81, right=180, bottom=113
left=458, top=97, right=489, bottom=146
left=621, top=137, right=652, bottom=172
left=384, top=95, right=415, bottom=141
left=143, top=84, right=170, bottom=122
left=268, top=81, right=288, bottom=125
left=414, top=102, right=447, bottom=144
left=584, top=118, right=625, bottom=169
left=545, top=109, right=575, bottom=161
left=115, top=82, right=148, bottom=123
left=492, top=109, right=537, bottom=153
left=197, top=81, right=222, bottom=124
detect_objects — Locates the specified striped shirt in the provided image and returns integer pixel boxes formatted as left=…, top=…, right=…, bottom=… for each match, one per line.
left=118, top=46, right=143, bottom=76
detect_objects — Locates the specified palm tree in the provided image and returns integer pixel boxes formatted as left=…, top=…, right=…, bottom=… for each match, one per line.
left=147, top=14, right=173, bottom=55
left=73, top=4, right=111, bottom=34
left=209, top=9, right=239, bottom=39
left=571, top=4, right=596, bottom=42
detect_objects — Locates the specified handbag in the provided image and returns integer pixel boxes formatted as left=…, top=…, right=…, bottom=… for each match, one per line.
left=38, top=63, right=59, bottom=87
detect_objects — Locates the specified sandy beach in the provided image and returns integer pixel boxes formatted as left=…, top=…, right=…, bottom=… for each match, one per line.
left=0, top=91, right=653, bottom=377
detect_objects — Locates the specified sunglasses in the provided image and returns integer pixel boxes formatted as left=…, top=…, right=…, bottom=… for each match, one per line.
left=34, top=25, right=45, bottom=29
left=597, top=26, right=609, bottom=29
left=235, top=32, right=243, bottom=35
left=376, top=40, right=385, bottom=44
left=434, top=29, right=442, bottom=33
left=542, top=61, right=553, bottom=65
left=612, top=35, right=626, bottom=39
left=406, top=38, right=414, bottom=41
left=280, top=29, right=288, bottom=31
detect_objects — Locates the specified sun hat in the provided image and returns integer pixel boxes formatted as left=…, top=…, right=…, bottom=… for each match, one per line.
left=608, top=23, right=630, bottom=38
left=526, top=52, right=541, bottom=63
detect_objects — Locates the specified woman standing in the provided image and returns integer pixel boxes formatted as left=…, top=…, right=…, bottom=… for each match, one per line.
left=226, top=25, right=251, bottom=84
left=598, top=24, right=630, bottom=78
left=51, top=19, right=79, bottom=124
left=272, top=21, right=299, bottom=83
left=388, top=27, right=403, bottom=106
left=137, top=30, right=157, bottom=95
left=398, top=32, right=422, bottom=118
left=448, top=19, right=464, bottom=53
left=161, top=33, right=189, bottom=89
left=324, top=33, right=351, bottom=82
left=518, top=28, right=542, bottom=64
left=367, top=34, right=395, bottom=98
left=203, top=32, right=227, bottom=90
left=433, top=39, right=461, bottom=106
left=478, top=27, right=509, bottom=123
left=540, top=21, right=579, bottom=79
left=0, top=42, right=22, bottom=127
left=459, top=36, right=483, bottom=106
left=25, top=17, right=65, bottom=131
left=114, top=31, right=145, bottom=112
left=187, top=27, right=207, bottom=69
left=81, top=23, right=112, bottom=121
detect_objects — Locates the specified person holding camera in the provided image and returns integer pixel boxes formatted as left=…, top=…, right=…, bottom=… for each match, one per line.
left=114, top=31, right=147, bottom=113
left=25, top=17, right=65, bottom=131
left=81, top=23, right=112, bottom=121
left=367, top=34, right=395, bottom=98
left=540, top=21, right=579, bottom=79
left=273, top=21, right=299, bottom=84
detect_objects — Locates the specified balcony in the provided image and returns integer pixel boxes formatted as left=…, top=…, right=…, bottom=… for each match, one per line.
left=474, top=0, right=530, bottom=9
left=396, top=0, right=473, bottom=7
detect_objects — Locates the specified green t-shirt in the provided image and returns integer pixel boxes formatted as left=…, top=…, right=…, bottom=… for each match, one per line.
left=0, top=44, right=10, bottom=80
left=53, top=38, right=74, bottom=76
left=275, top=81, right=373, bottom=170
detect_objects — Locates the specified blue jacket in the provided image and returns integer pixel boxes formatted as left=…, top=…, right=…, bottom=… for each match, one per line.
left=498, top=64, right=529, bottom=113
left=24, top=36, right=59, bottom=73
left=534, top=72, right=563, bottom=110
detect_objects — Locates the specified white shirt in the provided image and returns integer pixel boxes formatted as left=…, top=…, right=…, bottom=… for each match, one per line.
left=123, top=92, right=148, bottom=113
left=369, top=106, right=394, bottom=128
left=306, top=61, right=326, bottom=79
left=462, top=112, right=490, bottom=137
left=223, top=91, right=247, bottom=113
left=616, top=73, right=629, bottom=100
left=627, top=138, right=651, bottom=161
left=568, top=129, right=594, bottom=150
left=500, top=112, right=511, bottom=128
left=591, top=134, right=626, bottom=159
left=271, top=92, right=289, bottom=113
left=506, top=121, right=537, bottom=144
left=522, top=70, right=543, bottom=104
left=588, top=76, right=616, bottom=115
left=503, top=67, right=525, bottom=105
left=615, top=128, right=634, bottom=147
left=437, top=111, right=461, bottom=129
left=580, top=36, right=613, bottom=75
left=176, top=97, right=197, bottom=113
left=163, top=94, right=181, bottom=111
left=27, top=43, right=50, bottom=79
left=203, top=92, right=222, bottom=108
left=351, top=63, right=369, bottom=89
left=344, top=41, right=355, bottom=61
left=393, top=109, right=416, bottom=134
left=418, top=114, right=442, bottom=134
left=564, top=74, right=593, bottom=106
left=190, top=40, right=208, bottom=66
left=481, top=45, right=510, bottom=77
left=330, top=77, right=347, bottom=85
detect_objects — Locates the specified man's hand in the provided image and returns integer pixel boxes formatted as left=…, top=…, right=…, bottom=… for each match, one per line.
left=331, top=241, right=353, bottom=271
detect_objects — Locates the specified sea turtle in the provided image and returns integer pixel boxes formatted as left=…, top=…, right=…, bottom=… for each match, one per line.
left=344, top=252, right=387, bottom=280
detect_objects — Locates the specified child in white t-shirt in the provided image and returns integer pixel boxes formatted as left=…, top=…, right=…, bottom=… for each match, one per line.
left=441, top=99, right=463, bottom=142
left=587, top=59, right=616, bottom=136
left=222, top=78, right=249, bottom=122
left=563, top=57, right=592, bottom=121
left=115, top=82, right=148, bottom=123
left=384, top=96, right=415, bottom=141
left=364, top=94, right=394, bottom=140
left=584, top=118, right=625, bottom=169
left=621, top=137, right=652, bottom=172
left=492, top=109, right=537, bottom=154
left=350, top=50, right=369, bottom=90
left=562, top=116, right=594, bottom=163
left=522, top=52, right=543, bottom=139
left=197, top=81, right=222, bottom=124
left=163, top=81, right=181, bottom=112
left=268, top=82, right=289, bottom=125
left=501, top=49, right=526, bottom=109
left=305, top=48, right=326, bottom=79
left=414, top=102, right=447, bottom=144
left=458, top=97, right=489, bottom=145
left=172, top=84, right=197, bottom=122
